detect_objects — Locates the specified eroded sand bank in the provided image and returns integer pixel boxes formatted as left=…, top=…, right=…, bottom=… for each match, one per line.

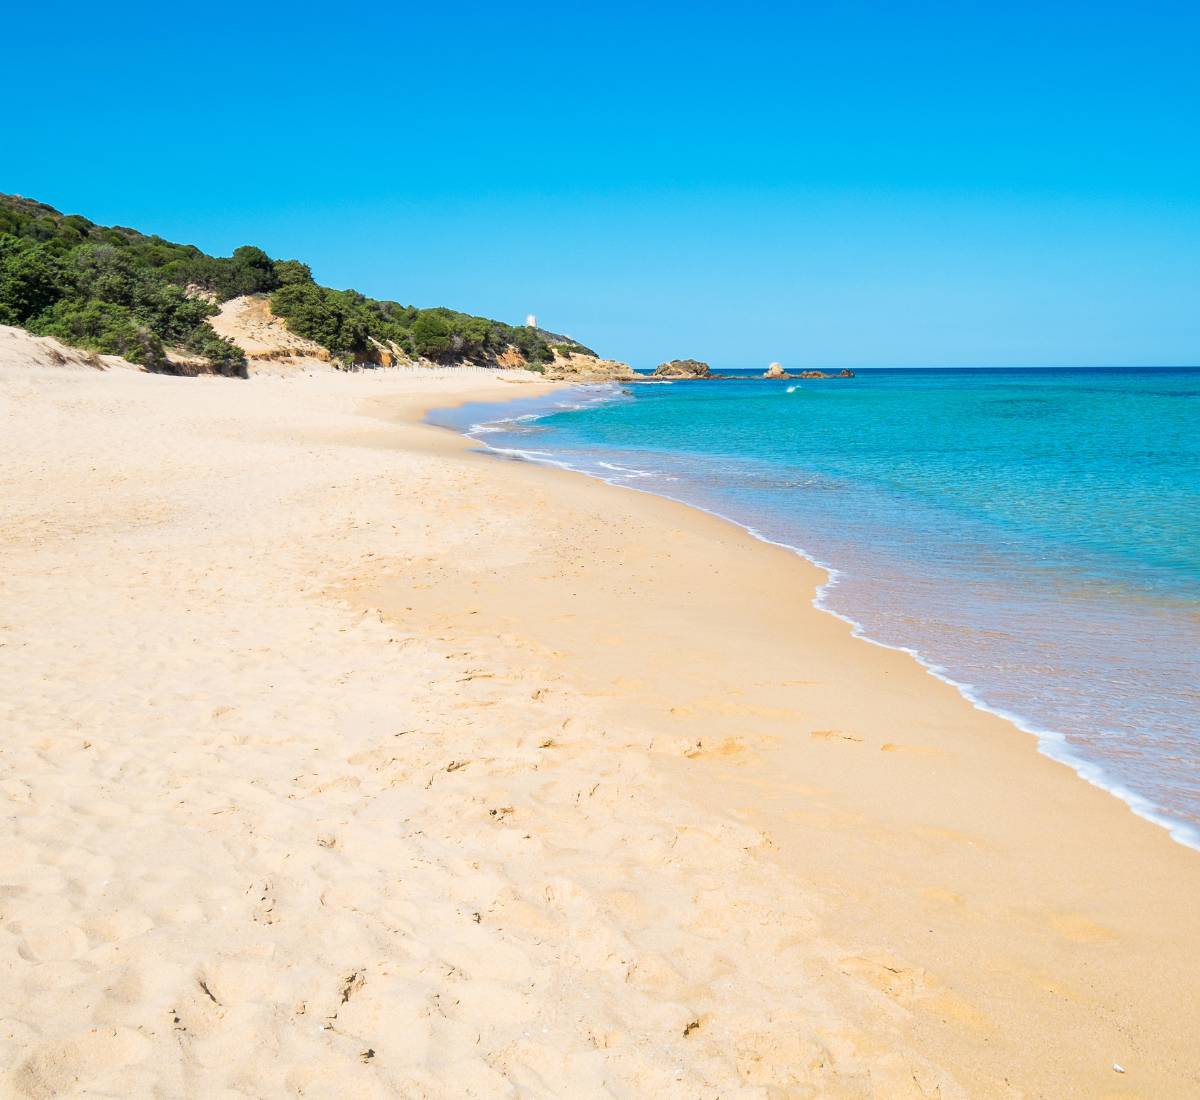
left=1, top=358, right=1197, bottom=1098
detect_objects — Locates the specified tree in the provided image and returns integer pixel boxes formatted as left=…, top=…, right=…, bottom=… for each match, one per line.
left=0, top=240, right=67, bottom=323
left=512, top=324, right=553, bottom=364
left=412, top=311, right=453, bottom=359
left=228, top=245, right=279, bottom=296
left=273, top=259, right=313, bottom=287
left=270, top=283, right=346, bottom=350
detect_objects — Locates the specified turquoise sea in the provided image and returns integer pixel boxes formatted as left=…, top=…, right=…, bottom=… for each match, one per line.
left=434, top=368, right=1200, bottom=846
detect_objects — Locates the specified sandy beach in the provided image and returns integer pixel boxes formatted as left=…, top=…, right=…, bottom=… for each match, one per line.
left=2, top=353, right=1198, bottom=1098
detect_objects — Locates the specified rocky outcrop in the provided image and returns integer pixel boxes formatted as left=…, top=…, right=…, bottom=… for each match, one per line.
left=496, top=346, right=529, bottom=370
left=764, top=362, right=791, bottom=379
left=795, top=369, right=856, bottom=380
left=183, top=283, right=218, bottom=304
left=542, top=351, right=637, bottom=382
left=364, top=336, right=411, bottom=368
left=653, top=359, right=712, bottom=379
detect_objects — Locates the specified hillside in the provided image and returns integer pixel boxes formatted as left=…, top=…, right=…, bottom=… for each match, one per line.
left=0, top=194, right=604, bottom=377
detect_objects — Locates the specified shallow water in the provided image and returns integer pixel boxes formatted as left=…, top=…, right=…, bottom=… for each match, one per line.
left=432, top=368, right=1200, bottom=846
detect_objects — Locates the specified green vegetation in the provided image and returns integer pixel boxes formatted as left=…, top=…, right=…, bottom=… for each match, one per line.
left=0, top=194, right=562, bottom=374
left=0, top=196, right=251, bottom=374
left=552, top=341, right=598, bottom=358
left=267, top=286, right=555, bottom=367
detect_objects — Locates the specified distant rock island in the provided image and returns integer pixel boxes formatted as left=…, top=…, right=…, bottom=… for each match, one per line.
left=649, top=359, right=856, bottom=381
left=652, top=359, right=714, bottom=379
left=762, top=364, right=855, bottom=380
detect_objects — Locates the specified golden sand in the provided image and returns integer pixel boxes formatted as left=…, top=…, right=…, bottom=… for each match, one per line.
left=1, top=348, right=1197, bottom=1097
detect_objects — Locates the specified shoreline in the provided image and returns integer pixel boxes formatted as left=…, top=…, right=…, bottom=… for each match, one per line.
left=3, top=362, right=1199, bottom=1096
left=448, top=383, right=1200, bottom=852
left=402, top=379, right=1200, bottom=1094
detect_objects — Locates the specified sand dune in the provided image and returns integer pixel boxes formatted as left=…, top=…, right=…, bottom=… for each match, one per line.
left=2, top=353, right=1198, bottom=1097
left=206, top=295, right=333, bottom=371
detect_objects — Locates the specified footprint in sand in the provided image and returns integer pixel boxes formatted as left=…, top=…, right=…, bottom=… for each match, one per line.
left=346, top=746, right=399, bottom=771
left=11, top=1028, right=153, bottom=1096
left=880, top=742, right=945, bottom=757
left=920, top=886, right=964, bottom=907
left=1047, top=912, right=1117, bottom=943
left=839, top=954, right=929, bottom=1004
left=810, top=730, right=862, bottom=743
left=839, top=954, right=992, bottom=1034
left=16, top=922, right=90, bottom=962
left=684, top=737, right=749, bottom=760
left=250, top=880, right=279, bottom=925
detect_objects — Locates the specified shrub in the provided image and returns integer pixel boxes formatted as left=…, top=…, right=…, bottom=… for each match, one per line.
left=273, top=259, right=313, bottom=287
left=0, top=239, right=67, bottom=322
left=183, top=326, right=247, bottom=377
left=552, top=341, right=598, bottom=359
left=411, top=311, right=453, bottom=359
left=30, top=299, right=168, bottom=370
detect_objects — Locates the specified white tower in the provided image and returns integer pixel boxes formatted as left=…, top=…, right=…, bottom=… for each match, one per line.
left=525, top=314, right=538, bottom=329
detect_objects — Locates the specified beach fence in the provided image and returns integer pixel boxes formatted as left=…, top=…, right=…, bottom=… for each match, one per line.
left=342, top=362, right=532, bottom=378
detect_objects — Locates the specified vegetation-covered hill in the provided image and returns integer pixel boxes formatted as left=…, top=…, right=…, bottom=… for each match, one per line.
left=0, top=194, right=561, bottom=375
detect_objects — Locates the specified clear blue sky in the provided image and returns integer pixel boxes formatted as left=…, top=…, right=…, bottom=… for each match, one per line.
left=3, top=1, right=1197, bottom=368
